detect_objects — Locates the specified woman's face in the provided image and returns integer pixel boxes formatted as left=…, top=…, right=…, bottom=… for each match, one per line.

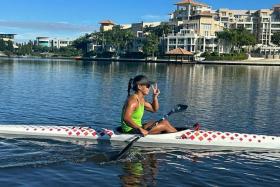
left=138, top=84, right=150, bottom=95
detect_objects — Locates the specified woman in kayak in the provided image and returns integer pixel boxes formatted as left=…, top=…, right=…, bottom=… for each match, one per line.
left=121, top=75, right=177, bottom=136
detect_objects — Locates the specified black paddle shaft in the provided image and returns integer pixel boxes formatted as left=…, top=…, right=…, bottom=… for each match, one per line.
left=148, top=104, right=188, bottom=131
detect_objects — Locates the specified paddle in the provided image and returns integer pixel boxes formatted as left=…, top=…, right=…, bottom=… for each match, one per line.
left=114, top=104, right=188, bottom=160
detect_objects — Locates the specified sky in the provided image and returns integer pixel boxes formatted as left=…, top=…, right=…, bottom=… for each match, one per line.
left=0, top=0, right=279, bottom=42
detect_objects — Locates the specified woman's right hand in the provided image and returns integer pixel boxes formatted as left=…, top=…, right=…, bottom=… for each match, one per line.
left=139, top=128, right=148, bottom=136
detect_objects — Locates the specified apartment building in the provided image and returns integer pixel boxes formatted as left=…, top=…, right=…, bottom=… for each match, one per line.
left=215, top=9, right=255, bottom=33
left=253, top=6, right=280, bottom=46
left=130, top=22, right=161, bottom=53
left=170, top=0, right=212, bottom=26
left=0, top=34, right=16, bottom=42
left=99, top=20, right=116, bottom=32
left=164, top=0, right=223, bottom=54
left=0, top=33, right=18, bottom=49
left=36, top=37, right=72, bottom=48
left=163, top=0, right=280, bottom=55
left=51, top=39, right=72, bottom=48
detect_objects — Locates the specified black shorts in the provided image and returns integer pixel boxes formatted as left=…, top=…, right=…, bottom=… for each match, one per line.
left=125, top=128, right=141, bottom=134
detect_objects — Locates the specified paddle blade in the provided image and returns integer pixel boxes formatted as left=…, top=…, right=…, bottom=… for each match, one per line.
left=112, top=136, right=141, bottom=161
left=174, top=104, right=188, bottom=113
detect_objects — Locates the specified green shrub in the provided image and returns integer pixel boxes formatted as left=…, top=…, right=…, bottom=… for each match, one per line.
left=205, top=52, right=248, bottom=61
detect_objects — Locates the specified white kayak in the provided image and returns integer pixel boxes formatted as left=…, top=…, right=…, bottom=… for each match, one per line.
left=0, top=125, right=279, bottom=150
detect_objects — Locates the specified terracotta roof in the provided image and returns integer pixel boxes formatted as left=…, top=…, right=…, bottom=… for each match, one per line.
left=166, top=48, right=193, bottom=55
left=175, top=0, right=208, bottom=7
left=196, top=11, right=213, bottom=16
left=99, top=20, right=115, bottom=25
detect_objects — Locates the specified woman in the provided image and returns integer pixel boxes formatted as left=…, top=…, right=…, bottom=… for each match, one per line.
left=121, top=75, right=177, bottom=136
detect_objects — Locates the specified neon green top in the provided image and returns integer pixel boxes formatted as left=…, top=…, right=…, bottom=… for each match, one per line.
left=121, top=102, right=145, bottom=133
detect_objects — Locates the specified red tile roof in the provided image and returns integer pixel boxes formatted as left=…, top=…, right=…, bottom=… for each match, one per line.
left=166, top=48, right=193, bottom=55
left=196, top=11, right=213, bottom=16
left=175, top=0, right=208, bottom=7
left=99, top=20, right=115, bottom=25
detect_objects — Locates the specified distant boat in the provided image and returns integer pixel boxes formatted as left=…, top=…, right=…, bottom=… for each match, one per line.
left=74, top=56, right=82, bottom=60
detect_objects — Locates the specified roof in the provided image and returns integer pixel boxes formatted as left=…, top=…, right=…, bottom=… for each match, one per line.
left=36, top=37, right=49, bottom=39
left=196, top=11, right=213, bottom=16
left=99, top=20, right=115, bottom=25
left=274, top=4, right=280, bottom=8
left=0, top=33, right=16, bottom=36
left=166, top=48, right=193, bottom=55
left=175, top=0, right=209, bottom=7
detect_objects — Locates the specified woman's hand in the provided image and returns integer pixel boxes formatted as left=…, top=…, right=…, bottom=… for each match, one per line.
left=139, top=128, right=148, bottom=136
left=152, top=83, right=160, bottom=97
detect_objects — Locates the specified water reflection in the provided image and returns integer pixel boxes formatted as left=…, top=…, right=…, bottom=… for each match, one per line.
left=1, top=58, right=280, bottom=186
left=120, top=153, right=158, bottom=187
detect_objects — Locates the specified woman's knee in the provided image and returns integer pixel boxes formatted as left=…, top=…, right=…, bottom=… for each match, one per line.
left=161, top=119, right=172, bottom=126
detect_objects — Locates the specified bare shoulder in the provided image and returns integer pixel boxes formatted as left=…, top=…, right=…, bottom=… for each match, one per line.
left=126, top=95, right=139, bottom=109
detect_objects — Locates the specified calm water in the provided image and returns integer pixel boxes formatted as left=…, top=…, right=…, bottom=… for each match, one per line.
left=0, top=58, right=280, bottom=186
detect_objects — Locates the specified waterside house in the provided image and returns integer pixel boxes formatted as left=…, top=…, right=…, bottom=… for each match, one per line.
left=162, top=0, right=280, bottom=58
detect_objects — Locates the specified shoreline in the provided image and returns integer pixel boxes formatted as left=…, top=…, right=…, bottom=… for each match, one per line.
left=1, top=56, right=280, bottom=66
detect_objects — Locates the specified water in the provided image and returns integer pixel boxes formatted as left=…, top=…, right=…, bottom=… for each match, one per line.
left=0, top=58, right=280, bottom=186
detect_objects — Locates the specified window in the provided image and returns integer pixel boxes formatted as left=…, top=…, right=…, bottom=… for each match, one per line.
left=271, top=24, right=280, bottom=28
left=221, top=17, right=229, bottom=22
left=263, top=18, right=270, bottom=22
left=202, top=24, right=211, bottom=31
left=169, top=39, right=176, bottom=44
left=178, top=39, right=184, bottom=44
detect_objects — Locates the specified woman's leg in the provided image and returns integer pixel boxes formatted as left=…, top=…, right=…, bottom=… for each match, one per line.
left=143, top=120, right=177, bottom=134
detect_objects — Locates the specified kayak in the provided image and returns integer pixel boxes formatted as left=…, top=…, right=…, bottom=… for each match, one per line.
left=0, top=125, right=279, bottom=150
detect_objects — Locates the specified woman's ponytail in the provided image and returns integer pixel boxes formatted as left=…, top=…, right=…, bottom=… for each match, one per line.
left=127, top=78, right=134, bottom=97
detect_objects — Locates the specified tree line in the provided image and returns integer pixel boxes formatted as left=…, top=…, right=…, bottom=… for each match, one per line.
left=1, top=27, right=280, bottom=58
left=72, top=24, right=172, bottom=58
left=0, top=39, right=81, bottom=57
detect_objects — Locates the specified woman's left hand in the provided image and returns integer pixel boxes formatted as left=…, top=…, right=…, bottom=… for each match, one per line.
left=152, top=83, right=160, bottom=97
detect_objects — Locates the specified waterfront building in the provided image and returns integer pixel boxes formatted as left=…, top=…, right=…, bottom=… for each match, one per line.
left=0, top=34, right=18, bottom=49
left=131, top=22, right=161, bottom=37
left=169, top=0, right=212, bottom=26
left=163, top=0, right=223, bottom=54
left=36, top=37, right=72, bottom=48
left=253, top=5, right=280, bottom=46
left=87, top=40, right=102, bottom=53
left=99, top=20, right=115, bottom=32
left=120, top=24, right=132, bottom=29
left=215, top=9, right=255, bottom=33
left=0, top=34, right=16, bottom=42
left=163, top=0, right=280, bottom=55
left=50, top=38, right=72, bottom=49
left=36, top=37, right=50, bottom=47
left=162, top=29, right=198, bottom=53
left=130, top=22, right=161, bottom=53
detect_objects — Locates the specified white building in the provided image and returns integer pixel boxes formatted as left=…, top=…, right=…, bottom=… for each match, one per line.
left=163, top=29, right=198, bottom=52
left=36, top=37, right=72, bottom=48
left=163, top=0, right=280, bottom=55
left=36, top=37, right=50, bottom=47
left=130, top=21, right=162, bottom=53
left=0, top=34, right=18, bottom=49
left=51, top=38, right=72, bottom=48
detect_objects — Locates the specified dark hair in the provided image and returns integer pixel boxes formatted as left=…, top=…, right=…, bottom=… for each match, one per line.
left=127, top=78, right=134, bottom=97
left=127, top=75, right=150, bottom=97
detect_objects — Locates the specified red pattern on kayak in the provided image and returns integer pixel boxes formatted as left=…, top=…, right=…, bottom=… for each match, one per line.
left=24, top=126, right=114, bottom=138
left=180, top=130, right=275, bottom=143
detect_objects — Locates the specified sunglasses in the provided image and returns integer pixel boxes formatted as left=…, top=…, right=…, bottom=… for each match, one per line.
left=140, top=84, right=150, bottom=88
